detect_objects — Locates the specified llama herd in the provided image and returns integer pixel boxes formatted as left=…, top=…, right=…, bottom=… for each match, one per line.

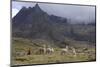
left=15, top=44, right=77, bottom=57
left=60, top=45, right=77, bottom=57
left=38, top=44, right=77, bottom=56
left=38, top=45, right=54, bottom=55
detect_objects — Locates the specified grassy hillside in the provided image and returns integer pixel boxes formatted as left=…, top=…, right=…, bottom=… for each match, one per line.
left=11, top=37, right=96, bottom=66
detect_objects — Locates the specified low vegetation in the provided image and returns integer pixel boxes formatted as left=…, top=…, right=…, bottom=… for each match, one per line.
left=11, top=37, right=96, bottom=66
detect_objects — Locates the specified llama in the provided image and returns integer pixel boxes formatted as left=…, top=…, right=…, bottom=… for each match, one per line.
left=70, top=47, right=77, bottom=57
left=38, top=44, right=46, bottom=54
left=46, top=47, right=54, bottom=54
left=27, top=48, right=31, bottom=55
left=61, top=45, right=69, bottom=55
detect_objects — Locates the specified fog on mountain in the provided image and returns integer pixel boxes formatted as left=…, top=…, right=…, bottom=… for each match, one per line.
left=12, top=4, right=96, bottom=47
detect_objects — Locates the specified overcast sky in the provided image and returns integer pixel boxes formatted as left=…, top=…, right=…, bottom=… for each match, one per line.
left=12, top=1, right=95, bottom=23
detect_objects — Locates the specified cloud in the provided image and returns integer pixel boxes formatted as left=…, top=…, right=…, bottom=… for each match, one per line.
left=12, top=8, right=19, bottom=18
left=12, top=1, right=95, bottom=23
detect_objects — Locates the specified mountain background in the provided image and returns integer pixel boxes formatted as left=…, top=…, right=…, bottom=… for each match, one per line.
left=12, top=4, right=96, bottom=47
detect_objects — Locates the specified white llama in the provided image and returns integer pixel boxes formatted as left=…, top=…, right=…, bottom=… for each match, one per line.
left=61, top=45, right=69, bottom=55
left=46, top=47, right=54, bottom=54
left=70, top=47, right=77, bottom=57
left=38, top=44, right=46, bottom=54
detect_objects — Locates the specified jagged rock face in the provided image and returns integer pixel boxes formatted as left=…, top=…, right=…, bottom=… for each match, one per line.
left=12, top=4, right=96, bottom=45
left=12, top=4, right=68, bottom=41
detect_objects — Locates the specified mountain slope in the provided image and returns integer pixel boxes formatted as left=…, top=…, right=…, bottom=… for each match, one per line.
left=12, top=4, right=96, bottom=47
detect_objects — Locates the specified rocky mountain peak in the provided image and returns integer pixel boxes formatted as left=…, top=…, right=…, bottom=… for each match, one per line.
left=34, top=3, right=43, bottom=13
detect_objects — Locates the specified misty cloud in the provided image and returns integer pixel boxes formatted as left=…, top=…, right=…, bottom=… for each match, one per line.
left=12, top=1, right=95, bottom=23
